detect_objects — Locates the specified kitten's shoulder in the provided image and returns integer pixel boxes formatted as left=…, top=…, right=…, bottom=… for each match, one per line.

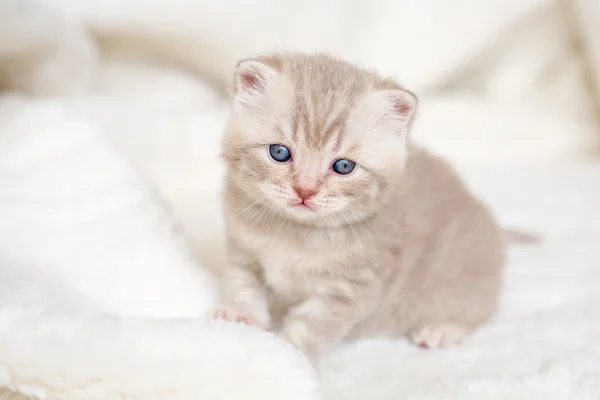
left=402, top=144, right=479, bottom=217
left=405, top=144, right=463, bottom=185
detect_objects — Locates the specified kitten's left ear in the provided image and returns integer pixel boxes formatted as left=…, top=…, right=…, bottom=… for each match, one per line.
left=378, top=89, right=418, bottom=124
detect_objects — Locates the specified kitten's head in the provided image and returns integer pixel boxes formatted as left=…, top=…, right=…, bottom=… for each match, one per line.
left=223, top=52, right=417, bottom=226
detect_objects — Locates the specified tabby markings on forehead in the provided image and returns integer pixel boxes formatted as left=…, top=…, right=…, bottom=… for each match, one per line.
left=290, top=93, right=349, bottom=149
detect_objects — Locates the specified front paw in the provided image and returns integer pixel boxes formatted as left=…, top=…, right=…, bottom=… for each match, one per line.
left=408, top=322, right=471, bottom=349
left=213, top=305, right=259, bottom=327
left=280, top=322, right=322, bottom=360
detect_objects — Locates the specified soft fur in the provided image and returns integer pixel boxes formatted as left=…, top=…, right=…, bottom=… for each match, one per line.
left=217, top=52, right=506, bottom=359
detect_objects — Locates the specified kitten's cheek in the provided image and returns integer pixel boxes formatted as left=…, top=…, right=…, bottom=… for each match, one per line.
left=327, top=197, right=350, bottom=214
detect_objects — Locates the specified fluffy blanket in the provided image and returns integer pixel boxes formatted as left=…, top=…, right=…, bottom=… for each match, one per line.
left=1, top=0, right=599, bottom=399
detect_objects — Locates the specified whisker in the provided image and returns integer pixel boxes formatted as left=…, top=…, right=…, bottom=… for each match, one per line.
left=345, top=205, right=384, bottom=241
left=224, top=190, right=265, bottom=207
left=248, top=205, right=267, bottom=230
left=331, top=211, right=343, bottom=244
left=342, top=211, right=365, bottom=252
left=241, top=196, right=266, bottom=222
left=234, top=195, right=267, bottom=220
left=266, top=200, right=280, bottom=235
left=261, top=199, right=277, bottom=234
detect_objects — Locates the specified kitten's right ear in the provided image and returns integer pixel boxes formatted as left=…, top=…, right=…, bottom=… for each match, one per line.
left=233, top=59, right=278, bottom=110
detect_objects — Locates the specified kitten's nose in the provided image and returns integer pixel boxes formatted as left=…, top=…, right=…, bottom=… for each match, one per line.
left=294, top=186, right=318, bottom=202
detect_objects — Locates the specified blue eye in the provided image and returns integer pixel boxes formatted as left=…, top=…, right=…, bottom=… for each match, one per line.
left=332, top=159, right=356, bottom=175
left=269, top=144, right=292, bottom=162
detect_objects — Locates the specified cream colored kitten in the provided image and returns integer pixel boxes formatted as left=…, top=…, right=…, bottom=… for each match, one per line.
left=216, top=52, right=506, bottom=359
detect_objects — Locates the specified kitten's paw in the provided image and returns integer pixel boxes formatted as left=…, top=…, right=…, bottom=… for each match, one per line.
left=409, top=323, right=471, bottom=349
left=213, top=305, right=258, bottom=327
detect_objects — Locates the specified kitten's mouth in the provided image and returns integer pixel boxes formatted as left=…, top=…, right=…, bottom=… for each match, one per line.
left=292, top=201, right=312, bottom=210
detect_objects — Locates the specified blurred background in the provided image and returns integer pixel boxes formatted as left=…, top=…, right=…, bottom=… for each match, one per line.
left=1, top=0, right=599, bottom=284
left=2, top=0, right=599, bottom=157
left=2, top=2, right=600, bottom=398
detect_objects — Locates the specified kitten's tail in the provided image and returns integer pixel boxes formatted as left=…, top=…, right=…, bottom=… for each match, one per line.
left=503, top=227, right=542, bottom=245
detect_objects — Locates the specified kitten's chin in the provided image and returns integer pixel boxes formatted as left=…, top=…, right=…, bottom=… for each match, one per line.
left=278, top=203, right=368, bottom=228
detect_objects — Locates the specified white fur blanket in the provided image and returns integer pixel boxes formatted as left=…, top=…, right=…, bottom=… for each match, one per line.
left=1, top=0, right=599, bottom=399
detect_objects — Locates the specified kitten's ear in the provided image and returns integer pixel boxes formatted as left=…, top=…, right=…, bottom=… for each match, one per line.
left=378, top=89, right=418, bottom=123
left=233, top=58, right=279, bottom=109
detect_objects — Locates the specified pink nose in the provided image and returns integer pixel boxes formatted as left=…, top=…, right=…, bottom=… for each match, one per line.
left=294, top=186, right=318, bottom=202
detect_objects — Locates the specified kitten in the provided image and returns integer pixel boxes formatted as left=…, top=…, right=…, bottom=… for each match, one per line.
left=215, top=52, right=506, bottom=359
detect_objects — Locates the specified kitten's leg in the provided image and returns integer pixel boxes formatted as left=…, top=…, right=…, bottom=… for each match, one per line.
left=408, top=322, right=471, bottom=349
left=280, top=281, right=377, bottom=359
left=215, top=265, right=271, bottom=330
